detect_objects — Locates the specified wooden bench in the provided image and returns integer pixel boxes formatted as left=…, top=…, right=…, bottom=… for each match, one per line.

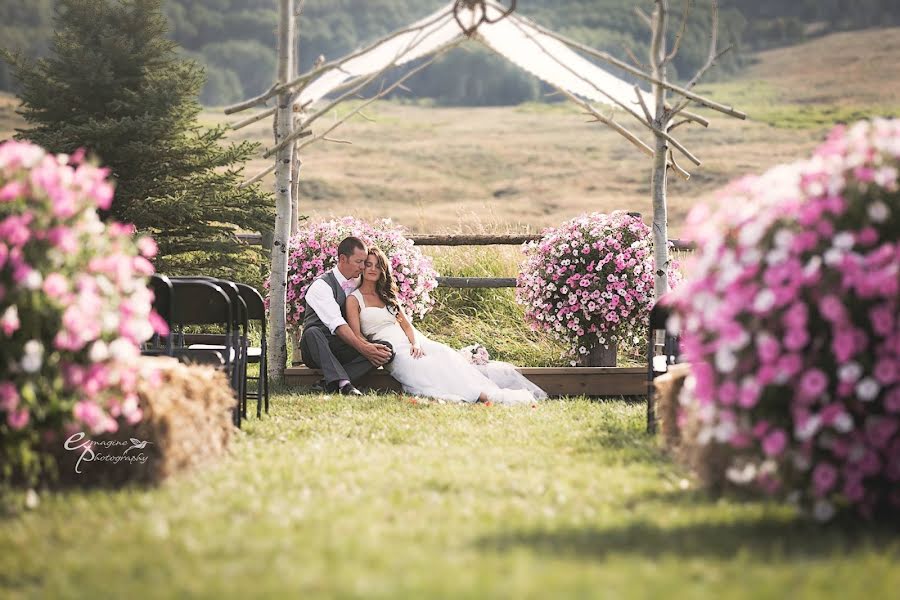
left=285, top=365, right=646, bottom=397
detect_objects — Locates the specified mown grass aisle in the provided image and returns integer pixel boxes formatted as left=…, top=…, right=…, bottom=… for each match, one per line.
left=2, top=394, right=898, bottom=599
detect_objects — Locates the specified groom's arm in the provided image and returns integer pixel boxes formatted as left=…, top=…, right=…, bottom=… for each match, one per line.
left=334, top=324, right=392, bottom=366
left=341, top=295, right=392, bottom=366
left=306, top=282, right=391, bottom=366
left=305, top=279, right=348, bottom=334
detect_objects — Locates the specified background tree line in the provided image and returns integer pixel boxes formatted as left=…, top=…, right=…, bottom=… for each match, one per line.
left=3, top=0, right=900, bottom=107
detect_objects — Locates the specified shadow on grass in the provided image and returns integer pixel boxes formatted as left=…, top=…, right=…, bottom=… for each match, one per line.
left=477, top=517, right=900, bottom=562
left=574, top=427, right=670, bottom=467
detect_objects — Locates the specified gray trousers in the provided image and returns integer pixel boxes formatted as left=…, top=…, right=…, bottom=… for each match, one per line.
left=299, top=326, right=392, bottom=385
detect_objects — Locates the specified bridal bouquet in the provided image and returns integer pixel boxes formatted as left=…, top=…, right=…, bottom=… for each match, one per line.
left=0, top=141, right=165, bottom=483
left=282, top=217, right=438, bottom=328
left=670, top=119, right=900, bottom=520
left=458, top=343, right=490, bottom=366
left=516, top=211, right=679, bottom=363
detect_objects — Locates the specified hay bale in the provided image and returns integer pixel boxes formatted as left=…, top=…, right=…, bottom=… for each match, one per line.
left=52, top=357, right=236, bottom=487
left=675, top=373, right=735, bottom=494
left=653, top=363, right=692, bottom=449
left=655, top=363, right=735, bottom=494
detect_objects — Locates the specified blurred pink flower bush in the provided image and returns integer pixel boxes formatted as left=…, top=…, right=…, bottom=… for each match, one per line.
left=0, top=141, right=163, bottom=483
left=281, top=216, right=438, bottom=328
left=671, top=119, right=900, bottom=520
left=517, top=211, right=679, bottom=364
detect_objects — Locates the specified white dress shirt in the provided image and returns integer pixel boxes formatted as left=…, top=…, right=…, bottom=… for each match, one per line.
left=305, top=267, right=360, bottom=334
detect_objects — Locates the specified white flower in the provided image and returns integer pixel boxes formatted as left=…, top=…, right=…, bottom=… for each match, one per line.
left=23, top=270, right=43, bottom=290
left=0, top=305, right=19, bottom=333
left=856, top=377, right=880, bottom=401
left=803, top=256, right=822, bottom=278
left=773, top=228, right=794, bottom=248
left=134, top=321, right=154, bottom=343
left=108, top=338, right=138, bottom=361
left=873, top=166, right=898, bottom=189
left=726, top=462, right=757, bottom=484
left=753, top=289, right=775, bottom=313
left=795, top=415, right=821, bottom=441
left=813, top=499, right=836, bottom=522
left=867, top=200, right=889, bottom=222
left=714, top=346, right=737, bottom=373
left=88, top=341, right=110, bottom=363
left=832, top=231, right=855, bottom=250
left=21, top=340, right=44, bottom=373
left=838, top=362, right=862, bottom=383
left=95, top=275, right=114, bottom=296
left=823, top=248, right=843, bottom=266
left=765, top=248, right=788, bottom=265
left=833, top=412, right=854, bottom=433
left=713, top=420, right=736, bottom=442
left=102, top=312, right=119, bottom=333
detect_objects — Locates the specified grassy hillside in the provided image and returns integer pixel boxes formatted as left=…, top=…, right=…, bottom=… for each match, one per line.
left=225, top=27, right=900, bottom=236
left=3, top=27, right=899, bottom=238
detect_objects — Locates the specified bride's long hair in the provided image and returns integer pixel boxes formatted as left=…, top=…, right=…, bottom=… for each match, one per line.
left=368, top=246, right=401, bottom=315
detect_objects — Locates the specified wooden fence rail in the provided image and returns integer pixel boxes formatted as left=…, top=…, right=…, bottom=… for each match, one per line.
left=236, top=232, right=696, bottom=251
left=237, top=231, right=694, bottom=288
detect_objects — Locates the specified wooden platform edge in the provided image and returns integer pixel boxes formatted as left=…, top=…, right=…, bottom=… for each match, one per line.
left=284, top=366, right=647, bottom=397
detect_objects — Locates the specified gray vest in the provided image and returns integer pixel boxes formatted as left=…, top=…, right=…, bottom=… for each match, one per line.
left=303, top=271, right=349, bottom=331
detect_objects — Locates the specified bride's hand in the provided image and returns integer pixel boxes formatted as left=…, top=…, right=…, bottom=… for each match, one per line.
left=410, top=344, right=425, bottom=359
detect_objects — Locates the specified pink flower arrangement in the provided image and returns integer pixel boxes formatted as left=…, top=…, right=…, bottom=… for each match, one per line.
left=280, top=216, right=438, bottom=328
left=671, top=119, right=900, bottom=520
left=516, top=211, right=679, bottom=363
left=0, top=141, right=163, bottom=483
left=458, top=344, right=490, bottom=366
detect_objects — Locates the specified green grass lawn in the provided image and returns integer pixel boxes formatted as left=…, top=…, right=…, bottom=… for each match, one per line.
left=1, top=393, right=897, bottom=599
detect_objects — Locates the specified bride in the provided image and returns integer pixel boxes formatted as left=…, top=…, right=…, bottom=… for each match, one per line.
left=345, top=247, right=538, bottom=404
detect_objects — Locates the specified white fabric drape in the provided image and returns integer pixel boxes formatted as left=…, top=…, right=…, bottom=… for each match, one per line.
left=297, top=1, right=654, bottom=113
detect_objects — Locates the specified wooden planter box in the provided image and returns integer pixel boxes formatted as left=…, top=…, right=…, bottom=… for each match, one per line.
left=283, top=365, right=645, bottom=397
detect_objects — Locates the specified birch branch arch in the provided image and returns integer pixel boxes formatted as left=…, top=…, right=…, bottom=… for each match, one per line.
left=226, top=0, right=745, bottom=381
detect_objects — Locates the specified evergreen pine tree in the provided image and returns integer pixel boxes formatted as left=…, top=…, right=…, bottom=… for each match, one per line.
left=2, top=0, right=273, bottom=283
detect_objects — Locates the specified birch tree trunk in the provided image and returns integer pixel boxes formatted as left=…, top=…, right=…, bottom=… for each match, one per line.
left=268, top=0, right=295, bottom=385
left=289, top=139, right=302, bottom=365
left=650, top=0, right=670, bottom=300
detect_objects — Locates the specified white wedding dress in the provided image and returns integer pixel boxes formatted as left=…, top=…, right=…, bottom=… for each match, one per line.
left=351, top=290, right=536, bottom=405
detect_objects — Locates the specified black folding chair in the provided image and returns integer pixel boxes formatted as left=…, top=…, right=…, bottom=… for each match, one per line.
left=144, top=274, right=174, bottom=356
left=237, top=283, right=269, bottom=418
left=647, top=298, right=680, bottom=434
left=172, top=277, right=249, bottom=420
left=176, top=349, right=226, bottom=368
left=169, top=279, right=241, bottom=427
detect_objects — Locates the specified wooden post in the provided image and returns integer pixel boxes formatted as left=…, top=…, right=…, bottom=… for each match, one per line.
left=650, top=1, right=671, bottom=300
left=268, top=0, right=295, bottom=385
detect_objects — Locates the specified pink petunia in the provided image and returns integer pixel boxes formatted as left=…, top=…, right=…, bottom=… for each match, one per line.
left=0, top=381, right=19, bottom=412
left=762, top=429, right=787, bottom=457
left=0, top=305, right=20, bottom=336
left=798, top=369, right=828, bottom=398
left=7, top=408, right=29, bottom=430
left=812, top=463, right=838, bottom=497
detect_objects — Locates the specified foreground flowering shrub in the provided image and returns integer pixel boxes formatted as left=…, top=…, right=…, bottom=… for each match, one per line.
left=516, top=211, right=678, bottom=363
left=0, top=141, right=162, bottom=483
left=671, top=119, right=900, bottom=520
left=282, top=216, right=438, bottom=328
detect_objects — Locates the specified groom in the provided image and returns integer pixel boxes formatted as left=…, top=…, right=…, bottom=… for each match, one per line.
left=299, top=236, right=394, bottom=395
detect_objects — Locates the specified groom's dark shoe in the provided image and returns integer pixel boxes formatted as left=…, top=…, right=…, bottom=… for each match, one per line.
left=338, top=383, right=363, bottom=396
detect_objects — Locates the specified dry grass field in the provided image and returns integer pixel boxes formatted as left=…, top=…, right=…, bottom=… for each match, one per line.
left=3, top=27, right=899, bottom=236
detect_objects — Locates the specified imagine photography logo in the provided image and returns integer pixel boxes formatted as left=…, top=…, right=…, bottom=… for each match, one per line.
left=64, top=432, right=153, bottom=474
